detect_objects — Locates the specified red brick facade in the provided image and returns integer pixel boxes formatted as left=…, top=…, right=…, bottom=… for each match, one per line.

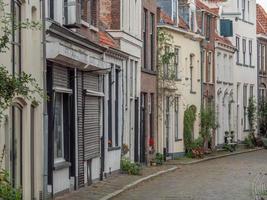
left=141, top=0, right=158, bottom=164
left=196, top=0, right=217, bottom=104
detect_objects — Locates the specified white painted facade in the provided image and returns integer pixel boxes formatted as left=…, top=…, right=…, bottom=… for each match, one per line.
left=108, top=0, right=142, bottom=162
left=0, top=0, right=44, bottom=199
left=216, top=0, right=258, bottom=141
left=157, top=24, right=202, bottom=158
left=214, top=40, right=236, bottom=145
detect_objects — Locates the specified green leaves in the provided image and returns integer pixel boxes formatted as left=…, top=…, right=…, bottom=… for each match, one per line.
left=184, top=105, right=197, bottom=153
left=0, top=66, right=45, bottom=121
left=247, top=97, right=256, bottom=131
left=200, top=105, right=217, bottom=140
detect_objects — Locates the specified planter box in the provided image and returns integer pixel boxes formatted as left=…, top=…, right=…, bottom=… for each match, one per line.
left=262, top=138, right=267, bottom=149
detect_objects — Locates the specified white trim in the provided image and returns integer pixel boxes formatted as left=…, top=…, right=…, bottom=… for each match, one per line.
left=85, top=89, right=105, bottom=97
left=53, top=86, right=73, bottom=94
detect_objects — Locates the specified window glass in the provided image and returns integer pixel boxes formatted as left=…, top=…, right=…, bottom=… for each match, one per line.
left=54, top=93, right=64, bottom=160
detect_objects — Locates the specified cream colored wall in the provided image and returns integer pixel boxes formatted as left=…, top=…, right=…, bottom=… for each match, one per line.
left=0, top=0, right=43, bottom=199
left=158, top=27, right=201, bottom=155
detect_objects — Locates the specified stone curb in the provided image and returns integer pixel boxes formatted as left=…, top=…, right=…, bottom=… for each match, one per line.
left=99, top=166, right=178, bottom=200
left=172, top=148, right=264, bottom=165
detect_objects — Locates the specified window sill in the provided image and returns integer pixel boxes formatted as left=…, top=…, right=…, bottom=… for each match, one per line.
left=190, top=91, right=197, bottom=94
left=249, top=65, right=255, bottom=68
left=175, top=138, right=182, bottom=142
left=81, top=20, right=99, bottom=32
left=141, top=68, right=157, bottom=75
left=236, top=62, right=243, bottom=66
left=53, top=161, right=71, bottom=171
left=108, top=146, right=121, bottom=151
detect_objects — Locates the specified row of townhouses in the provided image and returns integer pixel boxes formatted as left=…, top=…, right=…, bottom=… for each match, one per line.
left=0, top=0, right=266, bottom=199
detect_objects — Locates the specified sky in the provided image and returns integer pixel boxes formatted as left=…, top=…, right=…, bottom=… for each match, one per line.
left=257, top=0, right=267, bottom=11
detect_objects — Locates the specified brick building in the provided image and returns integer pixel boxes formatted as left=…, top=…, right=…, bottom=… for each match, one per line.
left=140, top=0, right=158, bottom=164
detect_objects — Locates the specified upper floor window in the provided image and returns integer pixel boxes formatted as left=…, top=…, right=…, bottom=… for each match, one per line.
left=143, top=8, right=147, bottom=69
left=12, top=0, right=21, bottom=75
left=261, top=45, right=265, bottom=72
left=190, top=11, right=194, bottom=32
left=174, top=47, right=180, bottom=79
left=236, top=37, right=240, bottom=63
left=164, top=45, right=170, bottom=79
left=249, top=40, right=252, bottom=66
left=190, top=54, right=194, bottom=92
left=81, top=0, right=97, bottom=26
left=242, top=39, right=246, bottom=65
left=150, top=13, right=155, bottom=71
left=242, top=0, right=246, bottom=20
left=207, top=52, right=212, bottom=83
left=206, top=15, right=211, bottom=41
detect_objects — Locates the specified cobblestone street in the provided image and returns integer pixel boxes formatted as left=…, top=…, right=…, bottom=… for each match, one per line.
left=113, top=150, right=267, bottom=200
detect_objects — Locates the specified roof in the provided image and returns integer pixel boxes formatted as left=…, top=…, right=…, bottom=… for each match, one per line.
left=99, top=31, right=117, bottom=48
left=215, top=32, right=234, bottom=47
left=195, top=0, right=218, bottom=16
left=257, top=4, right=267, bottom=35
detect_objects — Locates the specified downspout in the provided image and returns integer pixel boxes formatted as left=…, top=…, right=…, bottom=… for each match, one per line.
left=200, top=45, right=204, bottom=107
left=74, top=68, right=78, bottom=189
left=41, top=0, right=48, bottom=199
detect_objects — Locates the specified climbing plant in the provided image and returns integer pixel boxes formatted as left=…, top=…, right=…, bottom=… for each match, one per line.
left=258, top=99, right=267, bottom=137
left=199, top=105, right=217, bottom=148
left=183, top=105, right=197, bottom=154
left=0, top=0, right=43, bottom=121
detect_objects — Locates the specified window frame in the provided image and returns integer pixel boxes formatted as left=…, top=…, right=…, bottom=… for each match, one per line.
left=53, top=93, right=65, bottom=163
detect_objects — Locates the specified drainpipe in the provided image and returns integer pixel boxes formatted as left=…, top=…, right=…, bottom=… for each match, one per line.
left=41, top=0, right=48, bottom=199
left=200, top=45, right=204, bottom=107
left=74, top=68, right=78, bottom=189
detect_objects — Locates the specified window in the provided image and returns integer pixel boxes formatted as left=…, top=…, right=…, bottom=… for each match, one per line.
left=259, top=83, right=266, bottom=102
left=108, top=70, right=112, bottom=147
left=236, top=37, right=240, bottom=63
left=150, top=13, right=155, bottom=71
left=261, top=45, right=265, bottom=72
left=174, top=47, right=180, bottom=79
left=242, top=39, right=246, bottom=65
left=207, top=52, right=212, bottom=82
left=49, top=0, right=54, bottom=19
left=108, top=65, right=121, bottom=147
left=165, top=96, right=170, bottom=151
left=149, top=94, right=154, bottom=148
left=11, top=105, right=23, bottom=188
left=206, top=15, right=211, bottom=41
left=249, top=85, right=253, bottom=98
left=242, top=0, right=245, bottom=20
left=164, top=46, right=170, bottom=78
left=130, top=60, right=134, bottom=97
left=190, top=54, right=194, bottom=92
left=243, top=85, right=248, bottom=130
left=54, top=93, right=64, bottom=161
left=249, top=40, right=252, bottom=66
left=258, top=43, right=262, bottom=71
left=81, top=0, right=97, bottom=26
left=12, top=0, right=21, bottom=75
left=174, top=97, right=179, bottom=140
left=115, top=68, right=120, bottom=147
left=143, top=9, right=147, bottom=69
left=190, top=11, right=194, bottom=31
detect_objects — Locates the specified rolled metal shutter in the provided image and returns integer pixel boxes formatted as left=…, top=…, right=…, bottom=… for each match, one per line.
left=83, top=72, right=100, bottom=160
left=53, top=66, right=69, bottom=88
left=77, top=71, right=84, bottom=187
left=83, top=95, right=100, bottom=160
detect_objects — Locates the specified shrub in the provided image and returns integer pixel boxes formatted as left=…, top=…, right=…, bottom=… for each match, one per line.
left=154, top=153, right=164, bottom=165
left=223, top=144, right=234, bottom=152
left=244, top=134, right=255, bottom=149
left=120, top=158, right=141, bottom=175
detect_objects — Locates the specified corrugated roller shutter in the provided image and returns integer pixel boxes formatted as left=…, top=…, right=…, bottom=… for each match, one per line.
left=77, top=71, right=84, bottom=187
left=53, top=66, right=69, bottom=88
left=84, top=96, right=100, bottom=160
left=83, top=73, right=99, bottom=91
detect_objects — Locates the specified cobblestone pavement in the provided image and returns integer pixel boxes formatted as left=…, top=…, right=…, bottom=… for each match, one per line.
left=113, top=150, right=267, bottom=200
left=55, top=165, right=175, bottom=200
